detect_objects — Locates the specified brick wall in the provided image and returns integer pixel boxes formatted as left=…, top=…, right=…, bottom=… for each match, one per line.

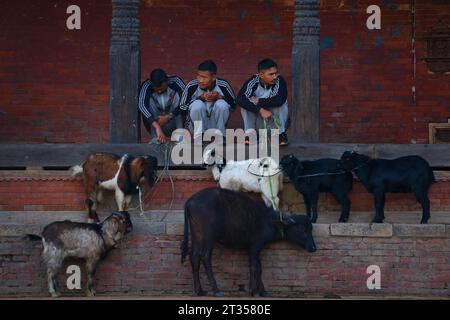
left=0, top=0, right=111, bottom=143
left=320, top=0, right=450, bottom=143
left=1, top=171, right=450, bottom=225
left=0, top=212, right=449, bottom=297
left=1, top=1, right=448, bottom=144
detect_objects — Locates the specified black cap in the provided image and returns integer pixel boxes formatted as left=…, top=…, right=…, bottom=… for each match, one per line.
left=150, top=69, right=168, bottom=87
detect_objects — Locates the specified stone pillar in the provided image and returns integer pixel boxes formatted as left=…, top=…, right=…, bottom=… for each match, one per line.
left=291, top=0, right=320, bottom=143
left=109, top=0, right=140, bottom=143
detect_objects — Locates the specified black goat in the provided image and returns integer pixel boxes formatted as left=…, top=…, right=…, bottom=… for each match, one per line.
left=280, top=154, right=353, bottom=223
left=339, top=151, right=436, bottom=224
left=181, top=187, right=316, bottom=297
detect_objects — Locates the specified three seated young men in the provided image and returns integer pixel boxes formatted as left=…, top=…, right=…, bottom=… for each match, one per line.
left=138, top=58, right=289, bottom=146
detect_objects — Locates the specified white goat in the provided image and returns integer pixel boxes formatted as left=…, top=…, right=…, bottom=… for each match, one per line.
left=203, top=149, right=283, bottom=210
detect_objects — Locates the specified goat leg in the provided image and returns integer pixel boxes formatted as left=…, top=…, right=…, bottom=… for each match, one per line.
left=115, top=189, right=126, bottom=211
left=303, top=194, right=312, bottom=220
left=86, top=258, right=99, bottom=297
left=414, top=189, right=431, bottom=224
left=85, top=199, right=100, bottom=223
left=310, top=193, right=319, bottom=223
left=84, top=183, right=100, bottom=223
left=45, top=258, right=62, bottom=298
left=372, top=191, right=386, bottom=223
left=335, top=194, right=351, bottom=223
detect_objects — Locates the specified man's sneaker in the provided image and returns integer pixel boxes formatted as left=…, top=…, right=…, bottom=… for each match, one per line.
left=279, top=132, right=289, bottom=146
left=244, top=136, right=259, bottom=145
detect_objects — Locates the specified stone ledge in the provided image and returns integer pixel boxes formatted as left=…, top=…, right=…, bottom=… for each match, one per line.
left=330, top=223, right=393, bottom=238
left=393, top=224, right=447, bottom=238
left=312, top=224, right=330, bottom=237
left=0, top=224, right=41, bottom=237
left=0, top=211, right=448, bottom=239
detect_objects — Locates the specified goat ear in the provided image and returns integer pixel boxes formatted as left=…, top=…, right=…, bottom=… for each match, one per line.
left=145, top=155, right=157, bottom=168
left=294, top=159, right=304, bottom=175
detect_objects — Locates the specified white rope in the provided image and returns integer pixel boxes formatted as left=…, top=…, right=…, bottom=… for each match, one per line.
left=128, top=141, right=175, bottom=222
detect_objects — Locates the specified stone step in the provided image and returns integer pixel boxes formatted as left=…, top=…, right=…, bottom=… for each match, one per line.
left=0, top=211, right=449, bottom=238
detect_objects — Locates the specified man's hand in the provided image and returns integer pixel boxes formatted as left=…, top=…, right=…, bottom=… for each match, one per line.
left=157, top=115, right=170, bottom=126
left=155, top=127, right=168, bottom=143
left=250, top=96, right=259, bottom=105
left=152, top=122, right=168, bottom=143
left=202, top=92, right=222, bottom=102
left=259, top=108, right=272, bottom=120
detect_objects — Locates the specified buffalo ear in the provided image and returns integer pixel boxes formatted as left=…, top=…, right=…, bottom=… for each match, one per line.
left=272, top=215, right=296, bottom=227
left=285, top=216, right=296, bottom=225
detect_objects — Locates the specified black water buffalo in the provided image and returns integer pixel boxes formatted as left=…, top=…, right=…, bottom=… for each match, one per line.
left=339, top=151, right=436, bottom=223
left=181, top=187, right=316, bottom=297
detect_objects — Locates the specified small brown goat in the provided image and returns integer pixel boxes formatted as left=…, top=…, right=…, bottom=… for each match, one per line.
left=71, top=153, right=158, bottom=222
left=25, top=211, right=132, bottom=297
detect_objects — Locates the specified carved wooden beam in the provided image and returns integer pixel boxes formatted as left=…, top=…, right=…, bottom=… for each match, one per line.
left=291, top=0, right=320, bottom=143
left=109, top=0, right=141, bottom=143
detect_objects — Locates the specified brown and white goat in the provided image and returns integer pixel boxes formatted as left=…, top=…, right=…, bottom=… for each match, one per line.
left=71, top=153, right=158, bottom=222
left=25, top=211, right=133, bottom=297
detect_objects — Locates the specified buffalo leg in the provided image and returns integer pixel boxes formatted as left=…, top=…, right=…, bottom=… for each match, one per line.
left=249, top=247, right=266, bottom=297
left=202, top=248, right=223, bottom=297
left=190, top=251, right=206, bottom=296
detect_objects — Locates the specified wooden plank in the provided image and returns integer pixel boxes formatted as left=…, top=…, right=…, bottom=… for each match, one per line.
left=1, top=143, right=450, bottom=168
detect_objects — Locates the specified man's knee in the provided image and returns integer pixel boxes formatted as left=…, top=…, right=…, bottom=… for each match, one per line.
left=189, top=100, right=206, bottom=115
left=215, top=99, right=229, bottom=110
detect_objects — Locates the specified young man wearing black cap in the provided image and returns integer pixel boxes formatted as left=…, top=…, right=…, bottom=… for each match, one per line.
left=236, top=58, right=289, bottom=146
left=138, top=69, right=185, bottom=143
left=180, top=60, right=236, bottom=140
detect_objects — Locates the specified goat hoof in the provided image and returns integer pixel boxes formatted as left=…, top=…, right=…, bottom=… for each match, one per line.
left=197, top=290, right=207, bottom=296
left=258, top=291, right=268, bottom=297
left=213, top=291, right=224, bottom=297
left=86, top=290, right=96, bottom=297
